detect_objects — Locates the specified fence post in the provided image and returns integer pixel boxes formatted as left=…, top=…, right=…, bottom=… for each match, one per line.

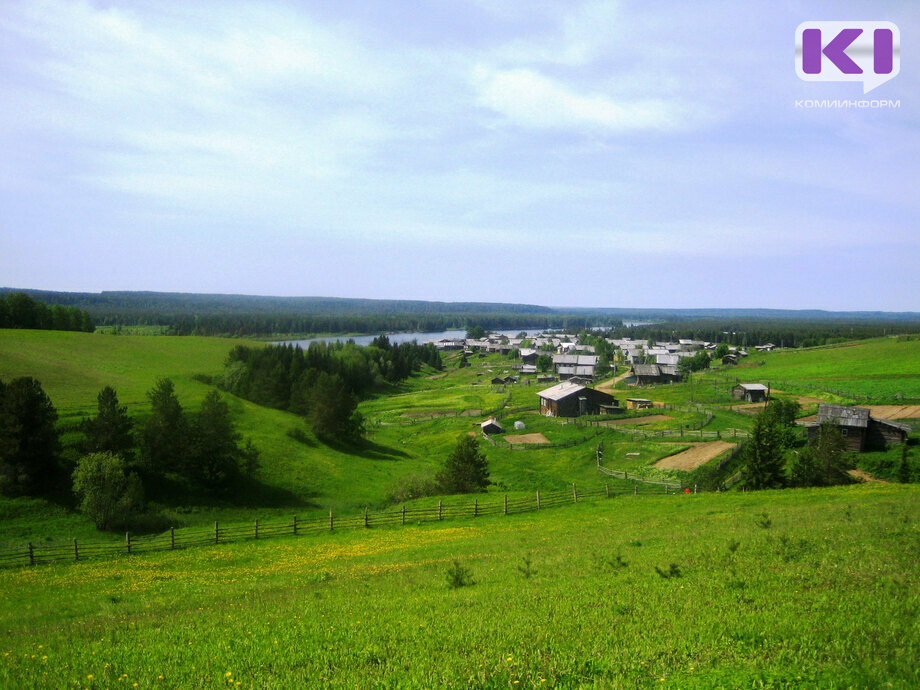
left=126, top=532, right=131, bottom=554
left=293, top=515, right=298, bottom=536
left=504, top=494, right=508, bottom=515
left=214, top=522, right=219, bottom=545
left=329, top=509, right=334, bottom=531
left=605, top=483, right=609, bottom=499
left=694, top=484, right=698, bottom=494
left=572, top=483, right=578, bottom=503
left=28, top=542, right=34, bottom=567
left=634, top=485, right=637, bottom=496
left=254, top=519, right=259, bottom=539
left=73, top=538, right=79, bottom=562
left=401, top=505, right=406, bottom=525
left=536, top=490, right=541, bottom=510
left=364, top=507, right=369, bottom=528
left=438, top=500, right=442, bottom=521
left=170, top=526, right=175, bottom=549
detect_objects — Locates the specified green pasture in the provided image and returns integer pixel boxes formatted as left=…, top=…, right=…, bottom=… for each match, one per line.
left=1, top=330, right=918, bottom=550
left=1, top=483, right=917, bottom=688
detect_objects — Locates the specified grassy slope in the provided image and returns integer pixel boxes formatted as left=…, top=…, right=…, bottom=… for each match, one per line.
left=1, top=331, right=918, bottom=547
left=1, top=483, right=918, bottom=688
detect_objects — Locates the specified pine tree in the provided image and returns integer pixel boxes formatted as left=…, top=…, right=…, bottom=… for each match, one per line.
left=437, top=435, right=490, bottom=494
left=139, top=378, right=188, bottom=475
left=741, top=411, right=787, bottom=490
left=0, top=377, right=61, bottom=493
left=81, top=386, right=135, bottom=463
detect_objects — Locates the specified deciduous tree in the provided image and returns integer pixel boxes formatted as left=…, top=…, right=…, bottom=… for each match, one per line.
left=72, top=452, right=144, bottom=530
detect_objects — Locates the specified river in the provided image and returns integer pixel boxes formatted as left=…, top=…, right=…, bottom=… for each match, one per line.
left=273, top=328, right=549, bottom=349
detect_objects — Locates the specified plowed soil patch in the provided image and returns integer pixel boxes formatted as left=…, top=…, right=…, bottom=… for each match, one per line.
left=654, top=441, right=737, bottom=471
left=505, top=433, right=551, bottom=445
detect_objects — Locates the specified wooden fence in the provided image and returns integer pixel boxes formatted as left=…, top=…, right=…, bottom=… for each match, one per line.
left=0, top=482, right=677, bottom=570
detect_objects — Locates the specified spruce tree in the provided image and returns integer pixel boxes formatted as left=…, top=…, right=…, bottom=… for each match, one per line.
left=437, top=435, right=490, bottom=494
left=82, top=386, right=135, bottom=463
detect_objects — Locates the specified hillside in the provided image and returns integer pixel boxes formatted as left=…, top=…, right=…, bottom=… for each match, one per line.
left=1, top=484, right=918, bottom=687
left=1, top=331, right=918, bottom=550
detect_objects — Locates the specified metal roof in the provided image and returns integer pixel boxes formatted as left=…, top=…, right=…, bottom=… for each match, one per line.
left=537, top=381, right=586, bottom=401
left=737, top=383, right=769, bottom=391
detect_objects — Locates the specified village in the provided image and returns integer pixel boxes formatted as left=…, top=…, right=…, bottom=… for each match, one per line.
left=431, top=330, right=912, bottom=456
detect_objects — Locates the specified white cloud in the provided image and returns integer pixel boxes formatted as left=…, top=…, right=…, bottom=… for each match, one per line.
left=472, top=66, right=685, bottom=132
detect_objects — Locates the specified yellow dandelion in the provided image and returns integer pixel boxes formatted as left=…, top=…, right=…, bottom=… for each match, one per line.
left=87, top=675, right=94, bottom=681
left=226, top=672, right=233, bottom=677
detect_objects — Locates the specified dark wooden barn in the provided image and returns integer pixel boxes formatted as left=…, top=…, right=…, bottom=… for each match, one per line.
left=537, top=381, right=618, bottom=418
left=806, top=404, right=911, bottom=452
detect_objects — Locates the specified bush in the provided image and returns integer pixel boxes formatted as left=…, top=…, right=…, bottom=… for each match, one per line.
left=386, top=473, right=440, bottom=504
left=72, top=452, right=144, bottom=530
left=445, top=559, right=474, bottom=589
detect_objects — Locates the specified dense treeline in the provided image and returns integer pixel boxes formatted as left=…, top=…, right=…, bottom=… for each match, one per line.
left=0, top=292, right=94, bottom=332
left=1, top=376, right=260, bottom=529
left=600, top=318, right=920, bottom=349
left=97, top=312, right=621, bottom=337
left=223, top=337, right=442, bottom=440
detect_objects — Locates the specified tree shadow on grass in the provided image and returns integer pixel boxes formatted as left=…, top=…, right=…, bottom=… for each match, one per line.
left=141, top=473, right=316, bottom=511
left=321, top=436, right=411, bottom=461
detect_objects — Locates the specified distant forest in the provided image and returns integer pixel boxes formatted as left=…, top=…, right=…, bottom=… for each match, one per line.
left=0, top=292, right=94, bottom=332
left=2, top=288, right=919, bottom=346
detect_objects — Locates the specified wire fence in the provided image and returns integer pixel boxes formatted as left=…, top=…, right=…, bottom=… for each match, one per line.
left=0, top=482, right=678, bottom=570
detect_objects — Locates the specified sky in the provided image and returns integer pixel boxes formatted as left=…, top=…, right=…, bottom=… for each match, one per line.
left=1, top=0, right=917, bottom=310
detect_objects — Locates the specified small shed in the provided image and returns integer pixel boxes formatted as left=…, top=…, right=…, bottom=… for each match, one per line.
left=732, top=383, right=770, bottom=402
left=626, top=398, right=653, bottom=410
left=480, top=417, right=503, bottom=434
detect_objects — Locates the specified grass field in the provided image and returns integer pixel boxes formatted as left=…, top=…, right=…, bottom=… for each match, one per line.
left=1, top=331, right=918, bottom=548
left=1, top=483, right=918, bottom=688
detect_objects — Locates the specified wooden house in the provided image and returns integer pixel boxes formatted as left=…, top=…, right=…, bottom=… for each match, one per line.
left=806, top=404, right=911, bottom=451
left=537, top=382, right=618, bottom=418
left=732, top=383, right=770, bottom=402
left=632, top=364, right=682, bottom=385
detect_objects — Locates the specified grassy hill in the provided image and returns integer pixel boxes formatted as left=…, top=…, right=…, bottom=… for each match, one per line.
left=1, top=483, right=918, bottom=687
left=1, top=330, right=918, bottom=550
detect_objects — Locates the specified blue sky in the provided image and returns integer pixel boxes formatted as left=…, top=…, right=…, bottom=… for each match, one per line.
left=1, top=0, right=917, bottom=309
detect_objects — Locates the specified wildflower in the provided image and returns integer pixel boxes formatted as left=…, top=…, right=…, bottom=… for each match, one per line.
left=226, top=672, right=233, bottom=677
left=88, top=676, right=94, bottom=681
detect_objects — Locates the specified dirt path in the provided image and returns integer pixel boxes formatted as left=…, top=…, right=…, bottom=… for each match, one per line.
left=505, top=433, right=551, bottom=445
left=848, top=469, right=889, bottom=483
left=596, top=370, right=631, bottom=392
left=654, top=441, right=737, bottom=471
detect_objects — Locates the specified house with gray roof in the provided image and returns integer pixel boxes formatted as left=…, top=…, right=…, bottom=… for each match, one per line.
left=804, top=404, right=911, bottom=452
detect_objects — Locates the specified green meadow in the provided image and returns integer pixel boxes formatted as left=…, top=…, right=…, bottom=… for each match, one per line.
left=1, top=484, right=918, bottom=688
left=1, top=330, right=920, bottom=686
left=1, top=331, right=919, bottom=549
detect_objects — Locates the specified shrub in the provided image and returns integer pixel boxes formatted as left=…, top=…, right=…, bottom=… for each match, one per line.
left=445, top=560, right=474, bottom=589
left=72, top=452, right=144, bottom=530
